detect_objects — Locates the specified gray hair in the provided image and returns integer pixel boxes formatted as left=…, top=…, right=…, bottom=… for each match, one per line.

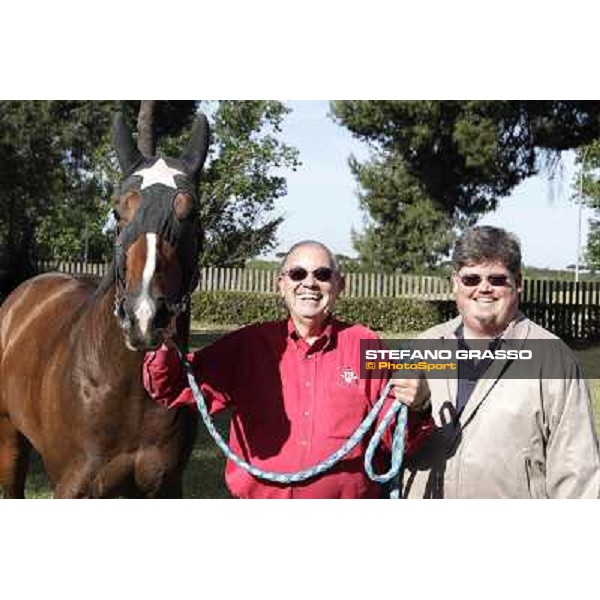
left=452, top=226, right=522, bottom=277
left=279, top=240, right=340, bottom=273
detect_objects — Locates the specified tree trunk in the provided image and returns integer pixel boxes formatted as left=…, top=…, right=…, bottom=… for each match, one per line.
left=137, top=101, right=156, bottom=156
left=1, top=205, right=36, bottom=302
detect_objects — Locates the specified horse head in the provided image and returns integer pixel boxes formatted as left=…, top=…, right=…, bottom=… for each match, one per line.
left=111, top=113, right=209, bottom=351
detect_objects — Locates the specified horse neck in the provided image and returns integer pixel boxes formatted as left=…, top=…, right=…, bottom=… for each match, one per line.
left=75, top=277, right=141, bottom=374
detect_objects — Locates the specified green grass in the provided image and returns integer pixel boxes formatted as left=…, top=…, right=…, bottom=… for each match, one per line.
left=23, top=325, right=600, bottom=498
left=179, top=327, right=233, bottom=498
left=183, top=417, right=230, bottom=499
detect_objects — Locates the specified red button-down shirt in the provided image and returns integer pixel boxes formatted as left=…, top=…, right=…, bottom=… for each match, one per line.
left=143, top=319, right=433, bottom=498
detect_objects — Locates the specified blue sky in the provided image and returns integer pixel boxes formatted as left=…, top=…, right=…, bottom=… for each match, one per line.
left=267, top=100, right=591, bottom=271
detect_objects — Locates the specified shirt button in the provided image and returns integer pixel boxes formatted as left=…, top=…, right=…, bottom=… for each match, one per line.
left=303, top=411, right=310, bottom=417
left=300, top=440, right=307, bottom=447
left=305, top=381, right=311, bottom=388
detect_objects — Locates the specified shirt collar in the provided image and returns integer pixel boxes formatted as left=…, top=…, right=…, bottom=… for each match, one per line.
left=287, top=316, right=337, bottom=351
left=455, top=322, right=503, bottom=351
left=454, top=314, right=524, bottom=345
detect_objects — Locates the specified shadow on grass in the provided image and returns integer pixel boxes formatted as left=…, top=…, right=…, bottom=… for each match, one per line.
left=183, top=413, right=231, bottom=499
left=185, top=329, right=234, bottom=498
left=25, top=451, right=53, bottom=498
left=189, top=329, right=234, bottom=352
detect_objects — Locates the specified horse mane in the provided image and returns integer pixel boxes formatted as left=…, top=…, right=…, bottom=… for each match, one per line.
left=93, top=259, right=117, bottom=301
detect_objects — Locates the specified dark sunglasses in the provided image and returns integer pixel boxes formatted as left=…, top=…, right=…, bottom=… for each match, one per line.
left=459, top=273, right=510, bottom=287
left=283, top=266, right=335, bottom=282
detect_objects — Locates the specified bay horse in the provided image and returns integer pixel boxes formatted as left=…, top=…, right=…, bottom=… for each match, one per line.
left=0, top=113, right=209, bottom=498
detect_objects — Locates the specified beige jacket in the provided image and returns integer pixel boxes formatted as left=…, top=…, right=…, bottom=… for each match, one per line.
left=403, top=313, right=600, bottom=498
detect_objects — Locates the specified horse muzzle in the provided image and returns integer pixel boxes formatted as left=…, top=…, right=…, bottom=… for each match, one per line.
left=117, top=294, right=177, bottom=351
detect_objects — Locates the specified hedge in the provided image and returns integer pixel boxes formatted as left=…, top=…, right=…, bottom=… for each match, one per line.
left=191, top=291, right=456, bottom=333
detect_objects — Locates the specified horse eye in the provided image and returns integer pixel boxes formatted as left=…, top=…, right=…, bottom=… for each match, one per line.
left=173, top=192, right=195, bottom=221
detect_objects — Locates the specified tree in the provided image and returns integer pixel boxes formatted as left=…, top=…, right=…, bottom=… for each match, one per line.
left=334, top=253, right=361, bottom=273
left=1, top=101, right=299, bottom=294
left=347, top=153, right=455, bottom=273
left=331, top=101, right=600, bottom=272
left=192, top=101, right=300, bottom=266
left=0, top=101, right=114, bottom=294
left=573, top=140, right=600, bottom=270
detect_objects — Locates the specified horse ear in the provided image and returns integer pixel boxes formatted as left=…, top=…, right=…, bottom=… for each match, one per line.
left=112, top=113, right=142, bottom=174
left=180, top=113, right=210, bottom=178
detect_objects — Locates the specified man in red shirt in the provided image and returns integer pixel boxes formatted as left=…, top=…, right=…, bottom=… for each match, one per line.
left=143, top=240, right=433, bottom=498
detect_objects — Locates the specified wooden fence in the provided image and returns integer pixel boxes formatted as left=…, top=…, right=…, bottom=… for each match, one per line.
left=35, top=262, right=600, bottom=339
left=520, top=278, right=600, bottom=340
left=36, top=260, right=111, bottom=278
left=197, top=267, right=455, bottom=299
left=35, top=262, right=457, bottom=299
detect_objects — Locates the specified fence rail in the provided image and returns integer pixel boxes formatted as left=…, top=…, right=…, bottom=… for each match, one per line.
left=197, top=267, right=457, bottom=299
left=35, top=262, right=600, bottom=339
left=36, top=260, right=111, bottom=278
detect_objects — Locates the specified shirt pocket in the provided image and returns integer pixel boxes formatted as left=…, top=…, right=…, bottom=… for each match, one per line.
left=323, top=386, right=369, bottom=439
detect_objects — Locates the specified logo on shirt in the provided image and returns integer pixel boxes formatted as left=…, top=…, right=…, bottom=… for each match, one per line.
left=339, top=366, right=359, bottom=386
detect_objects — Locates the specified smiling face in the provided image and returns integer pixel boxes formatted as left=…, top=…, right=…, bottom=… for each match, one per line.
left=453, top=260, right=522, bottom=339
left=278, top=243, right=344, bottom=336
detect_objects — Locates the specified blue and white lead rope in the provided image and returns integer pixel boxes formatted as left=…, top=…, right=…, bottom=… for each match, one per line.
left=177, top=348, right=407, bottom=499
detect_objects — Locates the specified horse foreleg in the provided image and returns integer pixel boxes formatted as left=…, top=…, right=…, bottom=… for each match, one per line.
left=55, top=453, right=170, bottom=498
left=0, top=417, right=31, bottom=499
left=53, top=460, right=101, bottom=498
left=89, top=454, right=137, bottom=498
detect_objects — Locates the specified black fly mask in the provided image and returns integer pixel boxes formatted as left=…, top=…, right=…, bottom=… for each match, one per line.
left=111, top=113, right=209, bottom=328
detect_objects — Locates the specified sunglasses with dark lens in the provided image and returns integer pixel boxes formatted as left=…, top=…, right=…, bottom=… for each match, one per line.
left=460, top=274, right=510, bottom=287
left=284, top=267, right=334, bottom=282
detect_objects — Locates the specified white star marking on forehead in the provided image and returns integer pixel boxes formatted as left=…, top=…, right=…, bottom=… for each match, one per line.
left=133, top=158, right=184, bottom=190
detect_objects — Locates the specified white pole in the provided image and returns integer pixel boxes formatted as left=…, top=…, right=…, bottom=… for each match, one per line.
left=576, top=146, right=590, bottom=283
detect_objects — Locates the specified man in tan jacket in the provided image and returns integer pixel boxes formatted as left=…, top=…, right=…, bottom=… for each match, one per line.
left=402, top=226, right=600, bottom=498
